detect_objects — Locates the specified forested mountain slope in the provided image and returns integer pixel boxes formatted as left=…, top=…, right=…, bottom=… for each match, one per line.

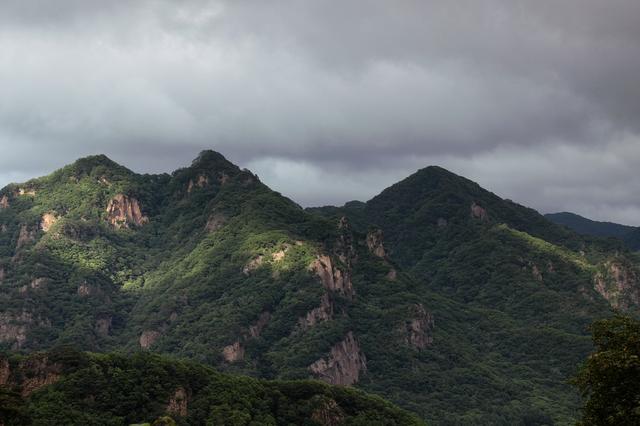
left=546, top=211, right=640, bottom=251
left=1, top=153, right=639, bottom=425
left=0, top=348, right=422, bottom=425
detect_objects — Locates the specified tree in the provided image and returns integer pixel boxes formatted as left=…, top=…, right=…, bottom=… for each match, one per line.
left=573, top=315, right=640, bottom=425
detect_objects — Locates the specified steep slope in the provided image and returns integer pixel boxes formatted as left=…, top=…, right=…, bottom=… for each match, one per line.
left=1, top=152, right=456, bottom=423
left=310, top=166, right=640, bottom=424
left=546, top=212, right=640, bottom=251
left=2, top=156, right=639, bottom=425
left=0, top=348, right=423, bottom=425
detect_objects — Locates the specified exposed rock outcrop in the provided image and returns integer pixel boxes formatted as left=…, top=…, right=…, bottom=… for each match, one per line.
left=470, top=202, right=488, bottom=221
left=336, top=217, right=357, bottom=265
left=299, top=294, right=334, bottom=330
left=18, top=356, right=62, bottom=397
left=17, top=188, right=36, bottom=197
left=0, top=355, right=62, bottom=397
left=40, top=213, right=58, bottom=232
left=0, top=312, right=30, bottom=349
left=404, top=304, right=434, bottom=349
left=167, top=387, right=189, bottom=417
left=139, top=330, right=161, bottom=349
left=531, top=264, right=543, bottom=282
left=30, top=277, right=48, bottom=290
left=15, top=225, right=36, bottom=251
left=0, top=358, right=10, bottom=385
left=524, top=262, right=543, bottom=282
left=248, top=312, right=271, bottom=338
left=222, top=341, right=244, bottom=362
left=77, top=282, right=92, bottom=297
left=218, top=172, right=230, bottom=185
left=106, top=194, right=148, bottom=229
left=0, top=195, right=9, bottom=209
left=311, top=398, right=345, bottom=426
left=386, top=268, right=397, bottom=281
left=272, top=248, right=287, bottom=262
left=366, top=229, right=386, bottom=258
left=309, top=332, right=367, bottom=386
left=205, top=213, right=226, bottom=232
left=594, top=261, right=640, bottom=310
left=187, top=174, right=209, bottom=192
left=242, top=255, right=264, bottom=275
left=310, top=255, right=354, bottom=299
left=95, top=315, right=112, bottom=337
left=221, top=311, right=272, bottom=363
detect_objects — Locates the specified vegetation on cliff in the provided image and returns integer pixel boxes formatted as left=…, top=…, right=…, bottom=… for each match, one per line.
left=1, top=152, right=639, bottom=424
left=0, top=347, right=422, bottom=425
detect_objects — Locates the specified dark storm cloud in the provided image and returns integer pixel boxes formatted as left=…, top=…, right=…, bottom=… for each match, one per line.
left=1, top=1, right=640, bottom=224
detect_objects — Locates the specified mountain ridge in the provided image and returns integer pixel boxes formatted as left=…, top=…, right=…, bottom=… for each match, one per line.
left=1, top=150, right=639, bottom=424
left=546, top=211, right=640, bottom=251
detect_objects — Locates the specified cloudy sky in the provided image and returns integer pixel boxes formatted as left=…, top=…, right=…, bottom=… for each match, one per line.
left=1, top=1, right=640, bottom=224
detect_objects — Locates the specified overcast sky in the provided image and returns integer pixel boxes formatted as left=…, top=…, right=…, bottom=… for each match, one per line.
left=1, top=1, right=640, bottom=224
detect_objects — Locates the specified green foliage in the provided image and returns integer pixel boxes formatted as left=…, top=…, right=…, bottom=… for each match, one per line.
left=1, top=153, right=638, bottom=425
left=546, top=212, right=640, bottom=251
left=0, top=350, right=423, bottom=426
left=572, top=316, right=640, bottom=425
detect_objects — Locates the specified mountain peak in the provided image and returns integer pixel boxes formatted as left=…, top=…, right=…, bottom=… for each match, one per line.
left=73, top=154, right=121, bottom=169
left=191, top=150, right=237, bottom=170
left=65, top=154, right=134, bottom=179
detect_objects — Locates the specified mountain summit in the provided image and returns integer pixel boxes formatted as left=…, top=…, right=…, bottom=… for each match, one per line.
left=1, top=152, right=638, bottom=424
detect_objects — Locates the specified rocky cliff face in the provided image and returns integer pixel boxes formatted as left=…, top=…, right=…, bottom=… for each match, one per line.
left=222, top=341, right=244, bottom=363
left=95, top=315, right=112, bottom=337
left=167, top=387, right=189, bottom=417
left=187, top=174, right=209, bottom=192
left=309, top=332, right=367, bottom=386
left=15, top=225, right=35, bottom=251
left=594, top=261, right=640, bottom=310
left=0, top=357, right=9, bottom=385
left=139, top=330, right=161, bottom=349
left=205, top=212, right=226, bottom=232
left=248, top=312, right=271, bottom=338
left=242, top=255, right=264, bottom=275
left=40, top=213, right=58, bottom=232
left=18, top=356, right=62, bottom=397
left=366, top=229, right=387, bottom=258
left=106, top=194, right=148, bottom=229
left=311, top=398, right=345, bottom=426
left=310, top=255, right=354, bottom=299
left=0, top=195, right=9, bottom=209
left=222, top=312, right=271, bottom=363
left=404, top=304, right=434, bottom=349
left=470, top=202, right=489, bottom=221
left=299, top=294, right=334, bottom=330
left=0, top=311, right=34, bottom=349
left=0, top=354, right=62, bottom=397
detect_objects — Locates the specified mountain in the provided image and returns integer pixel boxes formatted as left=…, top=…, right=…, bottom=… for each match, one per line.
left=0, top=347, right=422, bottom=425
left=545, top=212, right=640, bottom=251
left=1, top=153, right=639, bottom=425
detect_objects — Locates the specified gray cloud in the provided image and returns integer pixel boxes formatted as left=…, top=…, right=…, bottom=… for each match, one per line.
left=1, top=1, right=640, bottom=224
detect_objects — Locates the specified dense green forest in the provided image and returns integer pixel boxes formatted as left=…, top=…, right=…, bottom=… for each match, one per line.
left=0, top=347, right=422, bottom=425
left=545, top=212, right=640, bottom=251
left=1, top=152, right=638, bottom=424
left=572, top=315, right=640, bottom=425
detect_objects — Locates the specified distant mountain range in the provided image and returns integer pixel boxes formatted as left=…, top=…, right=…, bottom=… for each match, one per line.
left=546, top=212, right=640, bottom=251
left=1, top=151, right=639, bottom=425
